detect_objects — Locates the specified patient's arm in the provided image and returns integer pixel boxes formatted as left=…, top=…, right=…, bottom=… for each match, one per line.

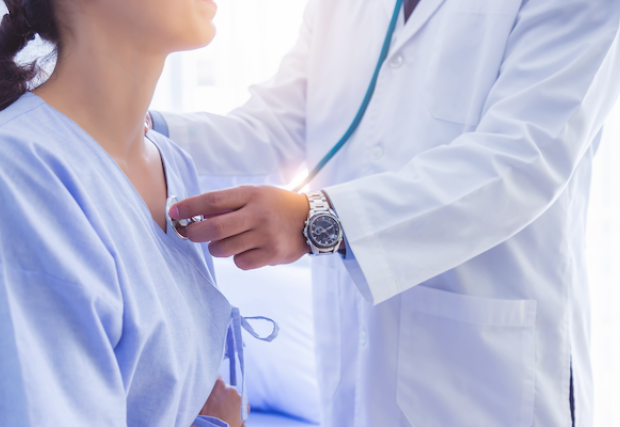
left=193, top=375, right=249, bottom=427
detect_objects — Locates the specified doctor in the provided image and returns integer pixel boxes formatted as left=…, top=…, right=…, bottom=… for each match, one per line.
left=151, top=0, right=620, bottom=425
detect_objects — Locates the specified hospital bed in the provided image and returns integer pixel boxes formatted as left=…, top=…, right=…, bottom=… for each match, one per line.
left=247, top=411, right=320, bottom=426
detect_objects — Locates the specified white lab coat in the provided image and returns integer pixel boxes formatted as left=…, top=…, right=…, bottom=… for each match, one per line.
left=159, top=0, right=620, bottom=425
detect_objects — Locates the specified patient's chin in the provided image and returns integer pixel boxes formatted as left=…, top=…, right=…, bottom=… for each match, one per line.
left=174, top=24, right=217, bottom=53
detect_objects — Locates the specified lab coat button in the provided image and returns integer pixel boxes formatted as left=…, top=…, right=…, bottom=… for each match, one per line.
left=389, top=54, right=404, bottom=68
left=360, top=329, right=368, bottom=347
left=371, top=146, right=384, bottom=161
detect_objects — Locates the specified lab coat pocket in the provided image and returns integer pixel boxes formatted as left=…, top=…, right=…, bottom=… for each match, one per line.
left=397, top=286, right=536, bottom=427
left=422, top=1, right=521, bottom=126
left=312, top=262, right=342, bottom=400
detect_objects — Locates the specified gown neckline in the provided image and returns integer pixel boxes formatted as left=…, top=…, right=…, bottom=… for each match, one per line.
left=24, top=92, right=178, bottom=243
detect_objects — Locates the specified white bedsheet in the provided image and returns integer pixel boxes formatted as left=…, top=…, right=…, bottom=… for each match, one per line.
left=246, top=412, right=320, bottom=427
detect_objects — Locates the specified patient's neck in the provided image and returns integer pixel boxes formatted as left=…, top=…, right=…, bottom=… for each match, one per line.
left=33, top=21, right=166, bottom=163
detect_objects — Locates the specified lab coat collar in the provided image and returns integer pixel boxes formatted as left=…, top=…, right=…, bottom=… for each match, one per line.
left=381, top=0, right=447, bottom=57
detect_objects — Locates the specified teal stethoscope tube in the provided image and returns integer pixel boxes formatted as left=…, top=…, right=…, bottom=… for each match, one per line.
left=293, top=0, right=405, bottom=192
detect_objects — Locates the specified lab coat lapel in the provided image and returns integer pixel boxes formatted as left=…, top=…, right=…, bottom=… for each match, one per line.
left=389, top=0, right=446, bottom=56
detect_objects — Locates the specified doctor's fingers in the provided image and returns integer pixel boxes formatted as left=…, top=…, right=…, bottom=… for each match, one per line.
left=208, top=227, right=296, bottom=262
left=208, top=231, right=260, bottom=258
left=233, top=248, right=275, bottom=271
left=170, top=186, right=254, bottom=220
left=229, top=230, right=310, bottom=270
left=185, top=209, right=253, bottom=243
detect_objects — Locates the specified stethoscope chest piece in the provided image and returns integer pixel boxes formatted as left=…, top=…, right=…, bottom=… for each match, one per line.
left=165, top=196, right=204, bottom=240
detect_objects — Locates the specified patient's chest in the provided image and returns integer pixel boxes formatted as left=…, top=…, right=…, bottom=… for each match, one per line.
left=82, top=140, right=232, bottom=427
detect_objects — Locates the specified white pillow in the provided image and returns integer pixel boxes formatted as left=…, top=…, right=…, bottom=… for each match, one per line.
left=214, top=256, right=321, bottom=424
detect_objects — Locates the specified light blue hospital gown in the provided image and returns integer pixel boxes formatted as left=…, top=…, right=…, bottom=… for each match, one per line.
left=0, top=93, right=232, bottom=427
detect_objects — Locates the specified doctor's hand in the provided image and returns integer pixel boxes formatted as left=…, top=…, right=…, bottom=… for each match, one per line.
left=170, top=185, right=310, bottom=269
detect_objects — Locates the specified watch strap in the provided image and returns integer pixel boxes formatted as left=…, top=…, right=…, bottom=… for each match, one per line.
left=306, top=191, right=332, bottom=216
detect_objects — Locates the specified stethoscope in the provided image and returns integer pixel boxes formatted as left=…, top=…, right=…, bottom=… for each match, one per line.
left=166, top=0, right=405, bottom=239
left=165, top=196, right=205, bottom=239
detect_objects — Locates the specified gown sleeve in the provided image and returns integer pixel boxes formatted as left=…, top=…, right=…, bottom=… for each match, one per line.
left=0, top=136, right=126, bottom=426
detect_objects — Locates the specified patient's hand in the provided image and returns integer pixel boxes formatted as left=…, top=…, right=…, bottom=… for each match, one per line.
left=198, top=375, right=248, bottom=427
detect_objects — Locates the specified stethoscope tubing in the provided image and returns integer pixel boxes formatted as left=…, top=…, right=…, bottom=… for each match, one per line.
left=292, top=0, right=405, bottom=192
left=166, top=0, right=405, bottom=238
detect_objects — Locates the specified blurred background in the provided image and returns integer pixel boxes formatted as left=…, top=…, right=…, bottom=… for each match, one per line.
left=5, top=0, right=620, bottom=424
left=150, top=0, right=307, bottom=116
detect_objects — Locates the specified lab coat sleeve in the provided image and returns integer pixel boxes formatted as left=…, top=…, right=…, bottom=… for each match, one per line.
left=325, top=0, right=620, bottom=304
left=322, top=191, right=375, bottom=302
left=339, top=235, right=374, bottom=303
left=157, top=1, right=319, bottom=182
left=0, top=155, right=126, bottom=425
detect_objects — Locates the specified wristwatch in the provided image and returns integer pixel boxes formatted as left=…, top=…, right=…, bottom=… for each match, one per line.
left=303, top=191, right=344, bottom=255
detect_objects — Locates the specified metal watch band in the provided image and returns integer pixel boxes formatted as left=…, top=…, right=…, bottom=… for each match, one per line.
left=303, top=191, right=343, bottom=255
left=306, top=191, right=332, bottom=217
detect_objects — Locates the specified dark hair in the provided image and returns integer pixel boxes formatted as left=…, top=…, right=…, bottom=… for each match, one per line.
left=0, top=0, right=59, bottom=111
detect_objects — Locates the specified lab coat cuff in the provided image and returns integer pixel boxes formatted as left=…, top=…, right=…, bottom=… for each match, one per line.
left=321, top=190, right=351, bottom=259
left=150, top=111, right=170, bottom=138
left=323, top=188, right=389, bottom=304
left=193, top=415, right=230, bottom=427
left=340, top=250, right=374, bottom=303
left=341, top=233, right=355, bottom=261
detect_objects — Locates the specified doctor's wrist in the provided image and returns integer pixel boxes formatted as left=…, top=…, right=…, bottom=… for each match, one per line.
left=303, top=191, right=345, bottom=256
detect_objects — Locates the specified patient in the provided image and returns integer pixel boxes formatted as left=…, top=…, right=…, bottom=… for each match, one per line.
left=0, top=0, right=245, bottom=426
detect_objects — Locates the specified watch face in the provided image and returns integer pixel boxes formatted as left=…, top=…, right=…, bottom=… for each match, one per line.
left=309, top=215, right=341, bottom=249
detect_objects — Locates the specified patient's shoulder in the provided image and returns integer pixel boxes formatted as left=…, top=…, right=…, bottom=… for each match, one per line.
left=0, top=92, right=45, bottom=121
left=0, top=95, right=89, bottom=203
left=0, top=93, right=69, bottom=157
